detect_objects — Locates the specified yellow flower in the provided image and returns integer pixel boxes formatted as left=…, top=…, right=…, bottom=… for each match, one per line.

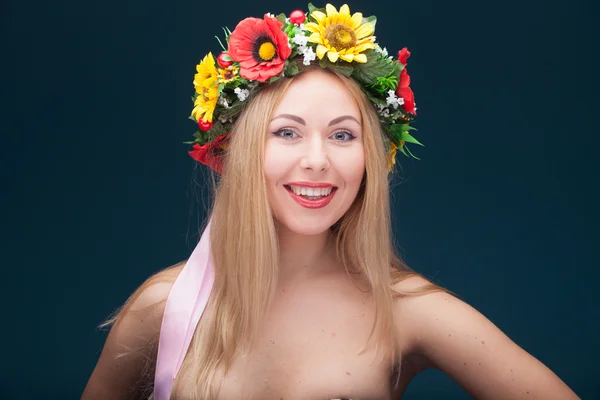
left=386, top=143, right=397, bottom=171
left=386, top=140, right=405, bottom=171
left=191, top=53, right=219, bottom=122
left=217, top=66, right=239, bottom=84
left=305, top=4, right=376, bottom=63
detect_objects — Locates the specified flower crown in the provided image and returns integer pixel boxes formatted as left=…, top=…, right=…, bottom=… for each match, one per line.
left=185, top=3, right=423, bottom=174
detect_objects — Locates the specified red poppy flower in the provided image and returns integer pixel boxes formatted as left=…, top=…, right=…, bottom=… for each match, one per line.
left=396, top=47, right=417, bottom=115
left=227, top=15, right=292, bottom=82
left=188, top=134, right=229, bottom=174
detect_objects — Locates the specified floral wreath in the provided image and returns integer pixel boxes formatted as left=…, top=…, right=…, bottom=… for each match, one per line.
left=185, top=3, right=423, bottom=174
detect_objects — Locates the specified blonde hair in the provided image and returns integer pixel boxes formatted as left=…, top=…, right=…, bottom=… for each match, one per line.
left=100, top=66, right=446, bottom=399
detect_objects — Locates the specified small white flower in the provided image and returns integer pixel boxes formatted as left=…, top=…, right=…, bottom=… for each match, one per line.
left=292, top=34, right=309, bottom=47
left=266, top=13, right=275, bottom=18
left=386, top=90, right=404, bottom=109
left=375, top=45, right=388, bottom=57
left=218, top=115, right=232, bottom=124
left=234, top=87, right=250, bottom=102
left=302, top=46, right=316, bottom=65
left=218, top=97, right=230, bottom=109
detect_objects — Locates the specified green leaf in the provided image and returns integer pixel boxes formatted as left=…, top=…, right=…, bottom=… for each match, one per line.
left=215, top=34, right=226, bottom=51
left=363, top=15, right=377, bottom=31
left=307, top=3, right=326, bottom=22
left=208, top=121, right=228, bottom=138
left=222, top=27, right=231, bottom=41
left=403, top=145, right=421, bottom=160
left=397, top=145, right=408, bottom=156
left=276, top=13, right=287, bottom=24
left=352, top=50, right=395, bottom=84
left=319, top=57, right=354, bottom=77
left=269, top=75, right=281, bottom=84
left=284, top=61, right=300, bottom=76
left=392, top=60, right=404, bottom=81
left=390, top=124, right=422, bottom=146
left=366, top=91, right=387, bottom=106
left=402, top=132, right=424, bottom=146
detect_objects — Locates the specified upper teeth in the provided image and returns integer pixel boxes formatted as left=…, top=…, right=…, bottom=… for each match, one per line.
left=289, top=185, right=333, bottom=196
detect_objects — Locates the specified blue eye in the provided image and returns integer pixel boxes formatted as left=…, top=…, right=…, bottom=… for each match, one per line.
left=272, top=129, right=298, bottom=140
left=331, top=131, right=356, bottom=141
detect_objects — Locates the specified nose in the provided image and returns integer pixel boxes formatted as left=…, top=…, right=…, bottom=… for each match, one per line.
left=299, top=135, right=330, bottom=172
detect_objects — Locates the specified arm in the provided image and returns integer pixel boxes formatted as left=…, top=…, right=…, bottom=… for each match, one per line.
left=81, top=266, right=182, bottom=400
left=394, top=277, right=579, bottom=400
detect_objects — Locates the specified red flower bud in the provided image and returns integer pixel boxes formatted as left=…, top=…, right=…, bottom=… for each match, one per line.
left=397, top=47, right=411, bottom=66
left=198, top=118, right=213, bottom=131
left=289, top=10, right=306, bottom=25
left=217, top=52, right=233, bottom=68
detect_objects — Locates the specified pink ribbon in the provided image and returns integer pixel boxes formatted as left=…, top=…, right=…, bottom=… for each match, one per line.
left=153, top=219, right=215, bottom=400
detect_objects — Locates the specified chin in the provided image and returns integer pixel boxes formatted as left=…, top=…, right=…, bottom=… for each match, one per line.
left=274, top=214, right=338, bottom=236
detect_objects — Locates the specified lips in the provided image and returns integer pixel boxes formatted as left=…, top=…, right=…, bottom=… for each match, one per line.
left=284, top=185, right=338, bottom=209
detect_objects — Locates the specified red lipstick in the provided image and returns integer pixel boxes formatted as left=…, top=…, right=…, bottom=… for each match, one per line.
left=284, top=183, right=337, bottom=209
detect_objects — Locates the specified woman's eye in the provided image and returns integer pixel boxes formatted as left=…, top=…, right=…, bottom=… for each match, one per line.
left=272, top=129, right=298, bottom=140
left=331, top=131, right=356, bottom=141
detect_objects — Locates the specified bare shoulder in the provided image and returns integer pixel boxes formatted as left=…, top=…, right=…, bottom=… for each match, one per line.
left=130, top=262, right=185, bottom=311
left=392, top=275, right=579, bottom=399
left=391, top=275, right=443, bottom=369
left=81, top=261, right=186, bottom=400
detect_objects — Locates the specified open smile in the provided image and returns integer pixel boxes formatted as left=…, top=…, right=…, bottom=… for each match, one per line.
left=283, top=184, right=338, bottom=209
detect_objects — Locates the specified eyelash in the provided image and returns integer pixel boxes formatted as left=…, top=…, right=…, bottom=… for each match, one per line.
left=272, top=129, right=357, bottom=142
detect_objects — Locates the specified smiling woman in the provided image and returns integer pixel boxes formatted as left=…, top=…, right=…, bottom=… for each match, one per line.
left=264, top=69, right=366, bottom=234
left=82, top=3, right=580, bottom=400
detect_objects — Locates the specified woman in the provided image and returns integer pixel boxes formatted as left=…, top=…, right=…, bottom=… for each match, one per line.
left=82, top=4, right=579, bottom=399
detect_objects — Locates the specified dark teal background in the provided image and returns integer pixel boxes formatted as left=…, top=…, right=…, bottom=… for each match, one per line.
left=2, top=0, right=598, bottom=398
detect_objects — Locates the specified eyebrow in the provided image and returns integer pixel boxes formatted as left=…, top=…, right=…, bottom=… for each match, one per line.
left=271, top=114, right=360, bottom=126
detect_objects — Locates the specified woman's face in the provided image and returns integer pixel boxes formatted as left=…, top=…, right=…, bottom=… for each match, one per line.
left=264, top=69, right=365, bottom=236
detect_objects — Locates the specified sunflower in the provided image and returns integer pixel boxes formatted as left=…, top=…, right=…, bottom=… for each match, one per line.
left=305, top=4, right=376, bottom=63
left=217, top=66, right=239, bottom=84
left=191, top=53, right=219, bottom=123
left=386, top=140, right=405, bottom=171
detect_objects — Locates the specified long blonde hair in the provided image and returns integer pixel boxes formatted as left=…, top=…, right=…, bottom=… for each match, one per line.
left=101, top=66, right=446, bottom=399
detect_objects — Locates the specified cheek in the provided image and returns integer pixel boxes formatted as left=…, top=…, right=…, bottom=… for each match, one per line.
left=264, top=142, right=294, bottom=187
left=332, top=145, right=365, bottom=187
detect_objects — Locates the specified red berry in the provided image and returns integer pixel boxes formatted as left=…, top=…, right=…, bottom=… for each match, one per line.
left=217, top=52, right=233, bottom=68
left=198, top=118, right=213, bottom=131
left=289, top=10, right=306, bottom=25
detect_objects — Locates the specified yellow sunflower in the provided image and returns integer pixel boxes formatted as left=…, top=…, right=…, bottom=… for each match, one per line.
left=191, top=53, right=219, bottom=122
left=217, top=66, right=239, bottom=84
left=305, top=4, right=376, bottom=63
left=386, top=140, right=405, bottom=171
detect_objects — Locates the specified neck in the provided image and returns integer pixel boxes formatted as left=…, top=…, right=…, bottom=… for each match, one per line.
left=274, top=220, right=339, bottom=283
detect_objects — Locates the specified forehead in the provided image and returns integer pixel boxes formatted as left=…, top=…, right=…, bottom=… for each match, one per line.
left=272, top=69, right=362, bottom=123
